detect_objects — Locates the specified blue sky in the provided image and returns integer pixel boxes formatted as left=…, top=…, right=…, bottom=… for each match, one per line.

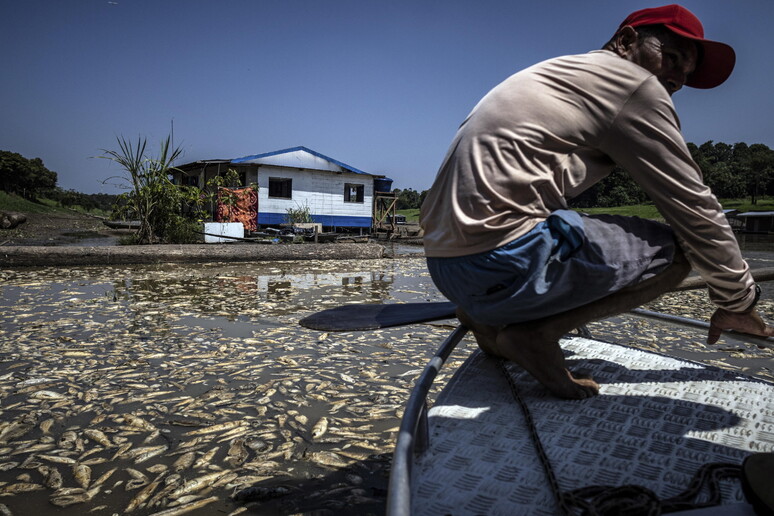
left=2, top=0, right=773, bottom=194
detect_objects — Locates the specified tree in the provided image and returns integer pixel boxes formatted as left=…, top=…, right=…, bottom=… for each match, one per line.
left=0, top=151, right=58, bottom=199
left=394, top=188, right=421, bottom=210
left=569, top=166, right=647, bottom=208
left=742, top=143, right=774, bottom=205
left=100, top=135, right=195, bottom=244
left=418, top=189, right=429, bottom=208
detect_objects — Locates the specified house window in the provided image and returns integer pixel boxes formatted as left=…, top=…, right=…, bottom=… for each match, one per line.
left=344, top=183, right=364, bottom=203
left=268, top=177, right=292, bottom=199
left=182, top=175, right=198, bottom=187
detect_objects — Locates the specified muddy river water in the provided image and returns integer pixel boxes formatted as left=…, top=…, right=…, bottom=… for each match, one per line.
left=0, top=246, right=772, bottom=515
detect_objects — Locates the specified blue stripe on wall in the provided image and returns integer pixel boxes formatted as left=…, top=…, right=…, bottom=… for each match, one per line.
left=257, top=212, right=372, bottom=228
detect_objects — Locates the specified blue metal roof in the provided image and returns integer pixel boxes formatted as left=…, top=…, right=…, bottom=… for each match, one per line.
left=231, top=146, right=382, bottom=177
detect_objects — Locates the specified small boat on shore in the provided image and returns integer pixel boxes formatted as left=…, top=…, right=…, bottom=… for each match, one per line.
left=102, top=219, right=140, bottom=230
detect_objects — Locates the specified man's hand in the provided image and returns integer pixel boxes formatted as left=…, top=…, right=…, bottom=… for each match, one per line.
left=707, top=308, right=774, bottom=344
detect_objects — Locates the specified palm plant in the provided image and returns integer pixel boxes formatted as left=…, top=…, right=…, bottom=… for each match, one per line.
left=101, top=135, right=187, bottom=244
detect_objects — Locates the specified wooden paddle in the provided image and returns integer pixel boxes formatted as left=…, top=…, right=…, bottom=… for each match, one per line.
left=299, top=301, right=456, bottom=331
left=299, top=268, right=774, bottom=332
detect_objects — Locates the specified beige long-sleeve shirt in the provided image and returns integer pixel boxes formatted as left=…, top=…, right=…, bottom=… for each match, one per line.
left=420, top=50, right=756, bottom=312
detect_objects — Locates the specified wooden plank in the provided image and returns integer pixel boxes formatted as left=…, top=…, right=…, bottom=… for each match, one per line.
left=299, top=268, right=774, bottom=332
left=299, top=302, right=457, bottom=331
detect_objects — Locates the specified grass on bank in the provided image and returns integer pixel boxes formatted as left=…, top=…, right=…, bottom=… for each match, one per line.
left=398, top=198, right=774, bottom=223
left=3, top=191, right=771, bottom=223
left=0, top=191, right=109, bottom=217
left=0, top=191, right=72, bottom=214
left=396, top=205, right=666, bottom=222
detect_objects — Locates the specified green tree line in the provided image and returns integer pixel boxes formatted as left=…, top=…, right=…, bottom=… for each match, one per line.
left=571, top=141, right=774, bottom=208
left=1, top=150, right=118, bottom=212
left=0, top=150, right=57, bottom=199
left=394, top=140, right=774, bottom=210
left=5, top=140, right=773, bottom=215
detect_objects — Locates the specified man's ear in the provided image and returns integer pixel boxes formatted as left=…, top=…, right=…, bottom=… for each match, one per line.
left=611, top=25, right=639, bottom=58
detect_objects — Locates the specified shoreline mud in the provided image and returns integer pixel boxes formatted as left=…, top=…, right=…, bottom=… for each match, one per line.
left=0, top=242, right=386, bottom=267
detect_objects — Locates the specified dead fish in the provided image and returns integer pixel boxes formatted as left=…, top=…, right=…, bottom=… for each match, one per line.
left=212, top=471, right=239, bottom=489
left=192, top=447, right=218, bottom=470
left=330, top=401, right=347, bottom=412
left=49, top=486, right=100, bottom=507
left=183, top=421, right=245, bottom=436
left=15, top=377, right=56, bottom=388
left=146, top=495, right=218, bottom=516
left=125, top=468, right=149, bottom=490
left=15, top=473, right=32, bottom=483
left=245, top=438, right=271, bottom=454
left=146, top=464, right=168, bottom=475
left=40, top=466, right=63, bottom=489
left=309, top=451, right=352, bottom=469
left=145, top=482, right=179, bottom=509
left=311, top=417, right=328, bottom=440
left=10, top=443, right=55, bottom=456
left=124, top=480, right=161, bottom=512
left=83, top=429, right=112, bottom=447
left=215, top=426, right=250, bottom=443
left=29, top=390, right=66, bottom=400
left=176, top=437, right=204, bottom=449
left=72, top=463, right=91, bottom=489
left=226, top=439, right=249, bottom=467
left=123, top=414, right=156, bottom=432
left=40, top=419, right=55, bottom=434
left=111, top=442, right=132, bottom=461
left=17, top=454, right=42, bottom=470
left=142, top=429, right=161, bottom=444
left=172, top=452, right=195, bottom=472
left=131, top=445, right=168, bottom=464
left=225, top=475, right=273, bottom=490
left=80, top=457, right=108, bottom=467
left=169, top=471, right=228, bottom=498
left=91, top=467, right=117, bottom=487
left=58, top=431, right=77, bottom=450
left=0, top=422, right=34, bottom=443
left=276, top=356, right=298, bottom=366
left=0, top=482, right=44, bottom=495
left=37, top=454, right=77, bottom=465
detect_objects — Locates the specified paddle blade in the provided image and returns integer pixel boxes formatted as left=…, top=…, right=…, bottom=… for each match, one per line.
left=299, top=302, right=457, bottom=331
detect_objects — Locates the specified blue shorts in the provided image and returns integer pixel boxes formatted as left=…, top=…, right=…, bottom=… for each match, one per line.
left=426, top=210, right=677, bottom=326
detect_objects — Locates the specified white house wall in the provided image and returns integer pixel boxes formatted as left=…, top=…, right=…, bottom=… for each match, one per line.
left=257, top=166, right=373, bottom=228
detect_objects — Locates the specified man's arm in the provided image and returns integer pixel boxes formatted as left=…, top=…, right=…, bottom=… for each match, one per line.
left=599, top=78, right=772, bottom=342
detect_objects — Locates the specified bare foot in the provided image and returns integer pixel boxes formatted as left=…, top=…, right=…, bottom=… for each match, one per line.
left=496, top=323, right=599, bottom=400
left=456, top=309, right=501, bottom=355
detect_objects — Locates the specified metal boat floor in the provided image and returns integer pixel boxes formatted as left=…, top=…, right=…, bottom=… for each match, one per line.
left=412, top=337, right=774, bottom=515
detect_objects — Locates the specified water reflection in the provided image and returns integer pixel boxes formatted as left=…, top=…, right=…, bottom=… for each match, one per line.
left=736, top=232, right=774, bottom=253
left=106, top=264, right=401, bottom=321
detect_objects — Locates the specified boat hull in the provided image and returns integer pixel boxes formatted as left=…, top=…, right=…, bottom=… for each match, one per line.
left=410, top=337, right=774, bottom=515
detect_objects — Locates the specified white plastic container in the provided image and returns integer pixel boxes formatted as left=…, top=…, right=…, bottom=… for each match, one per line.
left=203, top=222, right=244, bottom=243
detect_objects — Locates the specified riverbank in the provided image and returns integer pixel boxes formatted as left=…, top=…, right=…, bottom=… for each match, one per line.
left=0, top=209, right=114, bottom=246
left=0, top=242, right=386, bottom=267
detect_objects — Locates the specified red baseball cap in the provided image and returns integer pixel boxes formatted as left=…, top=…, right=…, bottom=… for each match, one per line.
left=619, top=4, right=735, bottom=89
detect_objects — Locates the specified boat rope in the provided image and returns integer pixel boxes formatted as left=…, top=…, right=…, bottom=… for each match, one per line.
left=498, top=359, right=743, bottom=516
